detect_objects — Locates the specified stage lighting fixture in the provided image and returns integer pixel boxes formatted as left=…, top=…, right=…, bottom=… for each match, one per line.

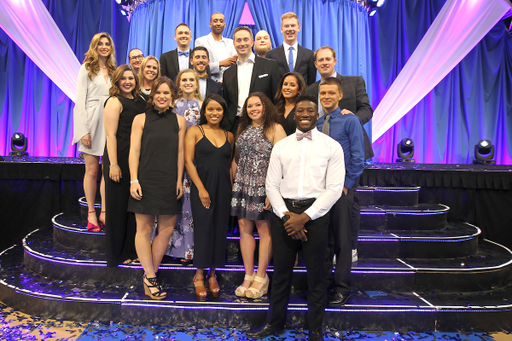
left=396, top=138, right=415, bottom=163
left=376, top=0, right=386, bottom=7
left=120, top=9, right=128, bottom=16
left=473, top=140, right=495, bottom=165
left=115, top=0, right=131, bottom=5
left=10, top=132, right=28, bottom=156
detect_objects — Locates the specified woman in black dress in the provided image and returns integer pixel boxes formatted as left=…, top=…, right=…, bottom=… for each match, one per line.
left=185, top=94, right=234, bottom=301
left=103, top=64, right=146, bottom=267
left=273, top=72, right=307, bottom=136
left=138, top=56, right=160, bottom=102
left=128, top=77, right=186, bottom=299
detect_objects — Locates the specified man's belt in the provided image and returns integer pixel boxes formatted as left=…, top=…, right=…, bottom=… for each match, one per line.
left=284, top=198, right=316, bottom=208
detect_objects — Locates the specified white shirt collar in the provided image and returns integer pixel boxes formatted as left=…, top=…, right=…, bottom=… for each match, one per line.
left=237, top=52, right=256, bottom=65
left=283, top=41, right=298, bottom=51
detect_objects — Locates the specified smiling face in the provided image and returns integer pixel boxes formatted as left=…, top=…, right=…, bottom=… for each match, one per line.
left=315, top=48, right=337, bottom=79
left=246, top=96, right=265, bottom=126
left=178, top=71, right=198, bottom=96
left=191, top=50, right=209, bottom=75
left=319, top=83, right=342, bottom=113
left=129, top=49, right=144, bottom=70
left=96, top=37, right=112, bottom=59
left=204, top=100, right=224, bottom=126
left=174, top=25, right=191, bottom=50
left=234, top=29, right=254, bottom=61
left=254, top=31, right=271, bottom=56
left=281, top=17, right=300, bottom=45
left=281, top=75, right=300, bottom=99
left=143, top=59, right=159, bottom=83
left=118, top=70, right=136, bottom=97
left=294, top=100, right=319, bottom=132
left=210, top=13, right=226, bottom=35
left=153, top=83, right=173, bottom=112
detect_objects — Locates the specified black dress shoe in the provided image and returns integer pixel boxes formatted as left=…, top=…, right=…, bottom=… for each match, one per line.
left=246, top=324, right=285, bottom=339
left=328, top=292, right=351, bottom=307
left=309, top=331, right=324, bottom=341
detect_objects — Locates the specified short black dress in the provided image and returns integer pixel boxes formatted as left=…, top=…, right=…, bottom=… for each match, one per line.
left=128, top=108, right=180, bottom=215
left=103, top=96, right=146, bottom=267
left=191, top=126, right=232, bottom=269
left=279, top=107, right=296, bottom=136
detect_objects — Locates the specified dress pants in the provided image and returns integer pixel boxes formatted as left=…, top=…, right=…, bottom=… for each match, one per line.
left=266, top=203, right=330, bottom=333
left=325, top=185, right=357, bottom=296
left=350, top=180, right=361, bottom=250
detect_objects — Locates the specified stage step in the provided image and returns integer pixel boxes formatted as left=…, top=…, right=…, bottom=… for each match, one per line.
left=2, top=244, right=512, bottom=332
left=357, top=186, right=420, bottom=206
left=360, top=204, right=449, bottom=231
left=25, top=228, right=512, bottom=292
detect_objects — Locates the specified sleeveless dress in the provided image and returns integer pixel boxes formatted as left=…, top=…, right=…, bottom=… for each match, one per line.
left=279, top=107, right=297, bottom=136
left=103, top=96, right=146, bottom=267
left=127, top=108, right=179, bottom=215
left=231, top=125, right=273, bottom=221
left=192, top=126, right=232, bottom=269
left=167, top=98, right=201, bottom=260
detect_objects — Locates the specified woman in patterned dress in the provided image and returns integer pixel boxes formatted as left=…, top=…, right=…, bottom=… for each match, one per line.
left=231, top=93, right=287, bottom=299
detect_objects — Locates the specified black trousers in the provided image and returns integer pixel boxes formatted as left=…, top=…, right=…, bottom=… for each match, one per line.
left=325, top=184, right=357, bottom=295
left=351, top=181, right=361, bottom=249
left=266, top=203, right=330, bottom=333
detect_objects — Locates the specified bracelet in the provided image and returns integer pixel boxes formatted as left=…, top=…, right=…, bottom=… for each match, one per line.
left=130, top=180, right=139, bottom=184
left=110, top=163, right=118, bottom=167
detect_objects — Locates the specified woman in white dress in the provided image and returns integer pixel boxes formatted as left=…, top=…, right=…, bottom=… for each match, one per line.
left=73, top=32, right=116, bottom=232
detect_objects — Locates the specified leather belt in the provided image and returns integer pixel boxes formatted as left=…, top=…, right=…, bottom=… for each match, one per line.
left=284, top=198, right=316, bottom=208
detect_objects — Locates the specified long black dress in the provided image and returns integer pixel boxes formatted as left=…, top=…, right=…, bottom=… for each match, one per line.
left=103, top=96, right=146, bottom=267
left=128, top=108, right=179, bottom=216
left=191, top=126, right=232, bottom=269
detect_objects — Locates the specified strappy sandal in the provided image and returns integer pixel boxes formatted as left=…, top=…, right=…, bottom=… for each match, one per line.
left=143, top=274, right=167, bottom=300
left=235, top=273, right=254, bottom=297
left=87, top=211, right=101, bottom=232
left=208, top=275, right=220, bottom=298
left=245, top=274, right=269, bottom=299
left=193, top=275, right=207, bottom=301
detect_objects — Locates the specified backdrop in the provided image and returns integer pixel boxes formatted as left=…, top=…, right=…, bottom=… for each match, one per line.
left=0, top=0, right=129, bottom=157
left=370, top=0, right=512, bottom=164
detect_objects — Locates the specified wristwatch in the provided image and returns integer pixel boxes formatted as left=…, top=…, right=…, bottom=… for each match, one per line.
left=282, top=214, right=290, bottom=223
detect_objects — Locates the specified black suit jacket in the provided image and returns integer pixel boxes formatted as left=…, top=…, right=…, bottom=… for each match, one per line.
left=222, top=56, right=280, bottom=131
left=307, top=74, right=374, bottom=159
left=206, top=78, right=223, bottom=97
left=159, top=48, right=192, bottom=83
left=265, top=44, right=316, bottom=86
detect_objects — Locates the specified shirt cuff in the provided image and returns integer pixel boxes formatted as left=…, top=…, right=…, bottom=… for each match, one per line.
left=273, top=205, right=288, bottom=219
left=304, top=206, right=318, bottom=221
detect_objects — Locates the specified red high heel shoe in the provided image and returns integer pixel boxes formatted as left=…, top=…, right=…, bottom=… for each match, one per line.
left=87, top=210, right=101, bottom=232
left=99, top=210, right=106, bottom=229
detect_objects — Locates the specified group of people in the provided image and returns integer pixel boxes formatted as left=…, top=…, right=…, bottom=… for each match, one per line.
left=72, top=11, right=373, bottom=341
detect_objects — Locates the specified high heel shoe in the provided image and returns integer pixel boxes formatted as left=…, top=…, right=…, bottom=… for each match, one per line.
left=235, top=273, right=254, bottom=297
left=87, top=210, right=101, bottom=232
left=99, top=210, right=106, bottom=229
left=208, top=275, right=220, bottom=298
left=245, top=274, right=269, bottom=299
left=193, top=275, right=207, bottom=302
left=143, top=274, right=166, bottom=300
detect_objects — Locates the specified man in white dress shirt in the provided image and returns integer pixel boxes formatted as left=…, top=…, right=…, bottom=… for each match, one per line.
left=194, top=12, right=237, bottom=83
left=247, top=95, right=345, bottom=341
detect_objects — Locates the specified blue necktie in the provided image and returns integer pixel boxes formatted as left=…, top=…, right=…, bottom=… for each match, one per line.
left=178, top=51, right=189, bottom=57
left=288, top=46, right=294, bottom=72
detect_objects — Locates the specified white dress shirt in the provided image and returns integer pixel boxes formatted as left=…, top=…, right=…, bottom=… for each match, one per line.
left=198, top=77, right=207, bottom=99
left=283, top=42, right=298, bottom=70
left=236, top=53, right=255, bottom=116
left=195, top=33, right=237, bottom=83
left=178, top=49, right=189, bottom=72
left=266, top=128, right=345, bottom=220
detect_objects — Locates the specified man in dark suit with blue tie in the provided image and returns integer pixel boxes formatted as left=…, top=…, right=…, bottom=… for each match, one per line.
left=159, top=23, right=193, bottom=83
left=265, top=12, right=316, bottom=86
left=190, top=46, right=222, bottom=98
left=222, top=27, right=280, bottom=134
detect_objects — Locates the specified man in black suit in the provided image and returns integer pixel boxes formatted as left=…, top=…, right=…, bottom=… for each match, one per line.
left=307, top=46, right=374, bottom=304
left=265, top=12, right=316, bottom=86
left=222, top=26, right=280, bottom=134
left=159, top=23, right=193, bottom=83
left=190, top=46, right=222, bottom=98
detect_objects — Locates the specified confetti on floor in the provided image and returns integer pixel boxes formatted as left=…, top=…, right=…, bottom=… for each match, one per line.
left=1, top=301, right=511, bottom=340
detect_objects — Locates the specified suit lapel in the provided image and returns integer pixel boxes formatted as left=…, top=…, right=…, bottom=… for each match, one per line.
left=188, top=49, right=193, bottom=69
left=249, top=57, right=260, bottom=90
left=277, top=45, right=289, bottom=72
left=295, top=45, right=305, bottom=71
left=172, top=49, right=179, bottom=74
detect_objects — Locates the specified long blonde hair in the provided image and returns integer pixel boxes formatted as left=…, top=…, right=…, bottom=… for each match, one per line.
left=138, top=56, right=161, bottom=88
left=176, top=69, right=202, bottom=101
left=83, top=32, right=117, bottom=80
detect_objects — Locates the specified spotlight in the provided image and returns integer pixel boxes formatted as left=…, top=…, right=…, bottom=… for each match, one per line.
left=473, top=140, right=495, bottom=165
left=10, top=132, right=28, bottom=156
left=120, top=9, right=127, bottom=16
left=396, top=138, right=415, bottom=163
left=115, top=0, right=131, bottom=4
left=376, top=0, right=386, bottom=7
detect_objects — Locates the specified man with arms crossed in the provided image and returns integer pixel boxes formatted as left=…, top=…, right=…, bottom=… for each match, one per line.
left=195, top=12, right=237, bottom=83
left=247, top=95, right=345, bottom=341
left=265, top=12, right=316, bottom=86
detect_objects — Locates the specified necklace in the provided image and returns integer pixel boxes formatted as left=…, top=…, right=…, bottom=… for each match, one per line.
left=100, top=66, right=107, bottom=69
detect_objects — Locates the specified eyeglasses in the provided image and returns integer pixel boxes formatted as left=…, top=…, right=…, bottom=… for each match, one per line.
left=130, top=54, right=144, bottom=61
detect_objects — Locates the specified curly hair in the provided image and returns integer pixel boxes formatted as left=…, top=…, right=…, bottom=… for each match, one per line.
left=274, top=72, right=307, bottom=116
left=147, top=77, right=176, bottom=110
left=237, top=92, right=278, bottom=140
left=176, top=69, right=202, bottom=101
left=138, top=56, right=160, bottom=88
left=83, top=32, right=116, bottom=81
left=199, top=94, right=227, bottom=125
left=109, top=64, right=141, bottom=99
